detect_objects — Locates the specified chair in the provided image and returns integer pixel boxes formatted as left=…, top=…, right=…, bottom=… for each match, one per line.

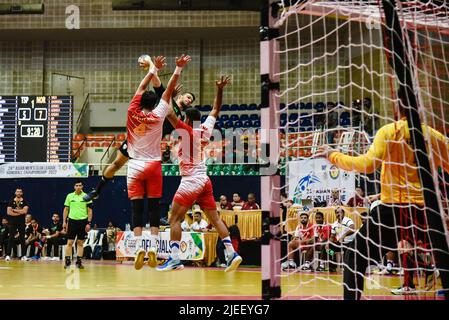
left=247, top=103, right=258, bottom=111
left=238, top=104, right=248, bottom=111
left=288, top=113, right=299, bottom=123
left=240, top=114, right=249, bottom=121
left=249, top=114, right=259, bottom=121
left=253, top=120, right=260, bottom=127
left=288, top=103, right=298, bottom=110
left=90, top=142, right=101, bottom=148
left=73, top=133, right=85, bottom=142
left=234, top=121, right=243, bottom=128
left=242, top=120, right=252, bottom=128
left=203, top=105, right=212, bottom=111
left=116, top=133, right=126, bottom=141
left=314, top=102, right=325, bottom=112
left=72, top=142, right=81, bottom=150
left=101, top=141, right=110, bottom=148
left=220, top=114, right=230, bottom=121
left=221, top=104, right=229, bottom=111
left=230, top=104, right=239, bottom=111
left=230, top=114, right=239, bottom=122
left=201, top=115, right=208, bottom=122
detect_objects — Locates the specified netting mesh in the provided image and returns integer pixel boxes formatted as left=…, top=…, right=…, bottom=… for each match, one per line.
left=273, top=0, right=449, bottom=299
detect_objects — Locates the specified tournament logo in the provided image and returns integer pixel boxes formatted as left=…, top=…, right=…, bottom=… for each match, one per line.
left=123, top=232, right=137, bottom=256
left=180, top=241, right=188, bottom=253
left=293, top=172, right=320, bottom=203
left=329, top=165, right=340, bottom=179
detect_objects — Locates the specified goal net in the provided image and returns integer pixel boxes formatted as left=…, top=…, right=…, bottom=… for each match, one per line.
left=267, top=0, right=449, bottom=300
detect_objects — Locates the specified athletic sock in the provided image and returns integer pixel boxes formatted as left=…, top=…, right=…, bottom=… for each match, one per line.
left=222, top=236, right=235, bottom=257
left=170, top=241, right=180, bottom=261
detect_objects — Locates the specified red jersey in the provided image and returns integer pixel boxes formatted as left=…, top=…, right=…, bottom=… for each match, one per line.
left=126, top=94, right=169, bottom=161
left=242, top=202, right=260, bottom=210
left=294, top=223, right=314, bottom=240
left=175, top=115, right=216, bottom=176
left=314, top=224, right=331, bottom=242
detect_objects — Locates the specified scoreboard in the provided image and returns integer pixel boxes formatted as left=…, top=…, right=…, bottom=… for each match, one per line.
left=0, top=95, right=73, bottom=163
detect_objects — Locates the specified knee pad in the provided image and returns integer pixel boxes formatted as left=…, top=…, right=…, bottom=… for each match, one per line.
left=131, top=199, right=145, bottom=229
left=148, top=198, right=161, bottom=228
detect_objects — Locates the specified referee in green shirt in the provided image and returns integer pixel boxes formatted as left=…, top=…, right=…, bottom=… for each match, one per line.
left=62, top=180, right=93, bottom=269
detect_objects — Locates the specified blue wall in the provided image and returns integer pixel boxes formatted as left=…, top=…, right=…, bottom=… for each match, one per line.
left=0, top=176, right=262, bottom=230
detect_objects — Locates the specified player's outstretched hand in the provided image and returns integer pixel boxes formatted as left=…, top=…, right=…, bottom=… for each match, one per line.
left=216, top=75, right=231, bottom=89
left=153, top=56, right=166, bottom=70
left=314, top=145, right=336, bottom=159
left=172, top=83, right=183, bottom=98
left=175, top=54, right=191, bottom=68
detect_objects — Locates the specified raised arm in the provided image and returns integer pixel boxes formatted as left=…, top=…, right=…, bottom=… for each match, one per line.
left=316, top=125, right=387, bottom=174
left=209, top=75, right=231, bottom=119
left=161, top=54, right=191, bottom=104
left=166, top=101, right=180, bottom=128
left=135, top=56, right=166, bottom=96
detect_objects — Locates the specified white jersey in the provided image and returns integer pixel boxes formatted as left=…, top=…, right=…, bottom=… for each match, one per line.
left=126, top=94, right=169, bottom=161
left=331, top=216, right=355, bottom=243
left=176, top=115, right=216, bottom=176
left=190, top=219, right=208, bottom=231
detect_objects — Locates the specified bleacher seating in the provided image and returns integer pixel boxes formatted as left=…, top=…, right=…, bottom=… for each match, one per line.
left=72, top=100, right=363, bottom=164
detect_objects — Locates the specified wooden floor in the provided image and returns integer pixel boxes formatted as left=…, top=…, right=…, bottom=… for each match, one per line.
left=0, top=260, right=442, bottom=300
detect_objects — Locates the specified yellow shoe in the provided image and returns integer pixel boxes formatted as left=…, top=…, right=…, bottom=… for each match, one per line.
left=134, top=248, right=145, bottom=270
left=147, top=247, right=158, bottom=268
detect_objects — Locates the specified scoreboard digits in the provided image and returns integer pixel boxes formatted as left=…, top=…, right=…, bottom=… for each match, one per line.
left=0, top=95, right=73, bottom=163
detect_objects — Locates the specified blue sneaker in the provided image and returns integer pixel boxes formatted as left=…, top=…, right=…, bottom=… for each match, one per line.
left=225, top=252, right=242, bottom=273
left=156, top=258, right=184, bottom=272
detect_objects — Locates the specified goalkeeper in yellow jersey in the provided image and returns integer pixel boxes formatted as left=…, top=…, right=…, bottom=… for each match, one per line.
left=316, top=89, right=449, bottom=299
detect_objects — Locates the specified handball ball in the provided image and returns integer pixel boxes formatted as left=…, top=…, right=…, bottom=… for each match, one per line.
left=138, top=54, right=152, bottom=70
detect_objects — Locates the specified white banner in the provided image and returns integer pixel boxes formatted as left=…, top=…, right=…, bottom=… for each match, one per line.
left=116, top=231, right=205, bottom=260
left=0, top=162, right=89, bottom=178
left=288, top=158, right=355, bottom=205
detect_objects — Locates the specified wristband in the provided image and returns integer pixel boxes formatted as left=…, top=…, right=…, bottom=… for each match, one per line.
left=87, top=221, right=92, bottom=225
left=174, top=66, right=183, bottom=75
left=150, top=66, right=159, bottom=74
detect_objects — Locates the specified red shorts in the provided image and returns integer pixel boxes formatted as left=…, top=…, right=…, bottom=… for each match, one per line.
left=127, top=159, right=162, bottom=198
left=173, top=175, right=216, bottom=210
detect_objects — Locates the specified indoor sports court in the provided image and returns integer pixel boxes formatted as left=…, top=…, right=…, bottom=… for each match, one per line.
left=0, top=0, right=448, bottom=301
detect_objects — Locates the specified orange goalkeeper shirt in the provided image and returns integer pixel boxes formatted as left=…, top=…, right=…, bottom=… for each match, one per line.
left=329, top=119, right=449, bottom=205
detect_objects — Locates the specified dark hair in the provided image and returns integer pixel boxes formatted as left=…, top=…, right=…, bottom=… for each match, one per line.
left=185, top=107, right=201, bottom=122
left=74, top=180, right=83, bottom=185
left=299, top=212, right=309, bottom=218
left=315, top=211, right=324, bottom=218
left=141, top=91, right=158, bottom=110
left=335, top=208, right=345, bottom=214
left=233, top=192, right=241, bottom=197
left=248, top=193, right=256, bottom=198
left=185, top=92, right=196, bottom=103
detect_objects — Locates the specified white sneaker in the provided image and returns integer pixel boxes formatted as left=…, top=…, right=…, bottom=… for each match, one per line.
left=282, top=260, right=296, bottom=270
left=391, top=286, right=416, bottom=295
left=21, top=256, right=28, bottom=261
left=5, top=256, right=10, bottom=262
left=147, top=247, right=158, bottom=268
left=52, top=257, right=60, bottom=261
